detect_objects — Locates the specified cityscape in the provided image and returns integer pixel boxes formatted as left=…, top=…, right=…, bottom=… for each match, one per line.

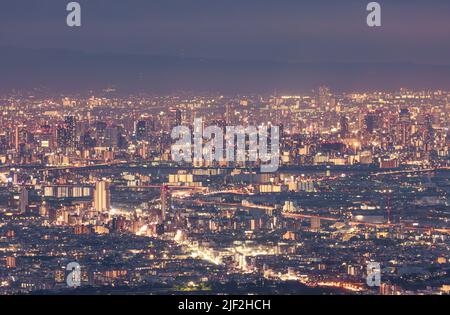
left=0, top=88, right=448, bottom=295
left=0, top=0, right=449, bottom=299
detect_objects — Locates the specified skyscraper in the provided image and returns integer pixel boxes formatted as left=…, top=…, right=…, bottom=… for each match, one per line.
left=65, top=115, right=76, bottom=151
left=317, top=86, right=332, bottom=111
left=0, top=133, right=8, bottom=154
left=19, top=187, right=29, bottom=213
left=365, top=113, right=378, bottom=134
left=311, top=217, right=321, bottom=232
left=135, top=120, right=148, bottom=140
left=15, top=126, right=28, bottom=152
left=94, top=121, right=107, bottom=146
left=399, top=108, right=411, bottom=146
left=167, top=108, right=182, bottom=131
left=56, top=125, right=68, bottom=150
left=5, top=257, right=16, bottom=269
left=160, top=186, right=171, bottom=222
left=340, top=115, right=349, bottom=138
left=57, top=116, right=77, bottom=152
left=94, top=180, right=111, bottom=213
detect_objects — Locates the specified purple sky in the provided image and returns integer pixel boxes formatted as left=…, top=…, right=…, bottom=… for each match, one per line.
left=1, top=0, right=450, bottom=64
left=2, top=1, right=450, bottom=93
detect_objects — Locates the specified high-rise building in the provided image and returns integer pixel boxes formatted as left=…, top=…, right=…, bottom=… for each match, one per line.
left=65, top=115, right=76, bottom=148
left=399, top=108, right=411, bottom=146
left=6, top=256, right=16, bottom=269
left=365, top=113, right=378, bottom=134
left=170, top=108, right=182, bottom=127
left=311, top=217, right=321, bottom=231
left=0, top=133, right=8, bottom=154
left=340, top=115, right=349, bottom=138
left=105, top=125, right=121, bottom=148
left=81, top=131, right=96, bottom=149
left=424, top=114, right=435, bottom=150
left=57, top=116, right=77, bottom=152
left=19, top=187, right=29, bottom=213
left=94, top=180, right=111, bottom=213
left=15, top=126, right=28, bottom=152
left=39, top=201, right=49, bottom=217
left=135, top=120, right=148, bottom=140
left=95, top=121, right=108, bottom=146
left=56, top=125, right=68, bottom=150
left=317, top=86, right=334, bottom=111
left=160, top=186, right=171, bottom=222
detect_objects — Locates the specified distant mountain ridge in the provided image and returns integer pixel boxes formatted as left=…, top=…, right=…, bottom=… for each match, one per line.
left=1, top=46, right=450, bottom=93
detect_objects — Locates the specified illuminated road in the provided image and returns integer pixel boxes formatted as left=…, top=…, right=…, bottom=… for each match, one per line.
left=282, top=212, right=339, bottom=221
left=205, top=189, right=250, bottom=196
left=25, top=183, right=206, bottom=191
left=113, top=185, right=207, bottom=191
left=175, top=197, right=450, bottom=235
left=372, top=166, right=449, bottom=176
left=173, top=198, right=275, bottom=211
left=40, top=161, right=127, bottom=172
left=283, top=212, right=450, bottom=235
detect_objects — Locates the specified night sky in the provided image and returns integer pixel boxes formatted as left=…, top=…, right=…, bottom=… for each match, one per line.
left=1, top=0, right=450, bottom=93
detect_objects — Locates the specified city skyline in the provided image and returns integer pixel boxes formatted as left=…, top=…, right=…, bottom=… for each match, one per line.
left=0, top=87, right=448, bottom=295
left=0, top=0, right=449, bottom=300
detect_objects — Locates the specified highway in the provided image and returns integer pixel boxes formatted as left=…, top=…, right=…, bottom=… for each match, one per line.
left=283, top=212, right=450, bottom=235
left=175, top=197, right=450, bottom=235
left=372, top=166, right=450, bottom=176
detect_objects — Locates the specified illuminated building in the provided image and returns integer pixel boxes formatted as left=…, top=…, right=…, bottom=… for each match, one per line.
left=57, top=115, right=77, bottom=152
left=311, top=217, right=321, bottom=232
left=169, top=108, right=182, bottom=129
left=160, top=186, right=171, bottom=222
left=340, top=115, right=349, bottom=138
left=399, top=108, right=411, bottom=146
left=135, top=120, right=148, bottom=140
left=94, top=180, right=111, bottom=213
left=19, top=187, right=29, bottom=213
left=365, top=113, right=378, bottom=134
left=5, top=257, right=16, bottom=269
left=15, top=125, right=28, bottom=152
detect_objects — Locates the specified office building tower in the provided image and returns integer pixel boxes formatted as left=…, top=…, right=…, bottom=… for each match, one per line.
left=64, top=115, right=76, bottom=150
left=15, top=126, right=28, bottom=152
left=399, top=108, right=411, bottom=146
left=365, top=113, right=378, bottom=134
left=340, top=115, right=349, bottom=138
left=6, top=257, right=16, bottom=269
left=19, top=187, right=29, bottom=213
left=135, top=120, right=148, bottom=140
left=94, top=180, right=111, bottom=213
left=311, top=217, right=321, bottom=231
left=160, top=186, right=171, bottom=222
